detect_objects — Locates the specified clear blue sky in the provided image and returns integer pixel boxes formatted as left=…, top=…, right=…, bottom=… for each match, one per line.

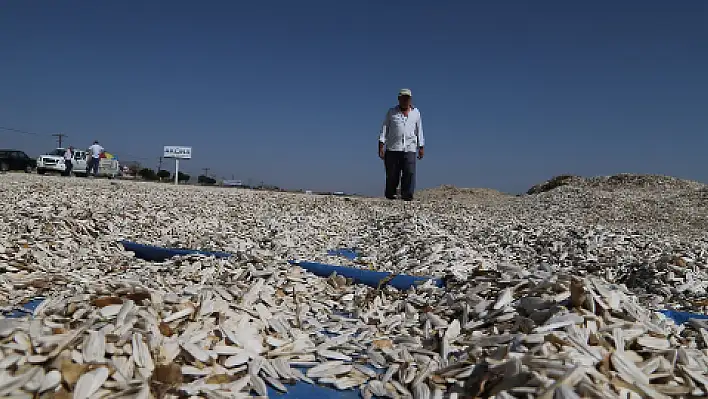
left=1, top=1, right=706, bottom=195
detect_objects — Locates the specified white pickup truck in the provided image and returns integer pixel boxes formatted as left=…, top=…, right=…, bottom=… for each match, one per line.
left=36, top=148, right=120, bottom=178
left=36, top=148, right=88, bottom=176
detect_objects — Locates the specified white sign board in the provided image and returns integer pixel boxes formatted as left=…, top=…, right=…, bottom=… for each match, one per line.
left=163, top=146, right=192, bottom=159
left=163, top=146, right=192, bottom=185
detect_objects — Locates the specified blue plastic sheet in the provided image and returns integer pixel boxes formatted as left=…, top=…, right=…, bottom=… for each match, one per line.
left=122, top=241, right=362, bottom=263
left=2, top=298, right=44, bottom=317
left=326, top=248, right=360, bottom=261
left=123, top=240, right=360, bottom=263
left=121, top=240, right=445, bottom=291
left=290, top=260, right=445, bottom=291
left=267, top=376, right=363, bottom=399
left=659, top=309, right=708, bottom=325
left=120, top=240, right=232, bottom=262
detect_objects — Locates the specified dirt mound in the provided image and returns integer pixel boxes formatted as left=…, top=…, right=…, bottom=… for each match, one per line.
left=526, top=175, right=585, bottom=194
left=586, top=173, right=705, bottom=191
left=527, top=173, right=705, bottom=195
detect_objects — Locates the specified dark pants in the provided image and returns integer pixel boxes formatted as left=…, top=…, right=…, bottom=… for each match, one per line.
left=87, top=157, right=99, bottom=176
left=63, top=160, right=73, bottom=176
left=384, top=150, right=416, bottom=200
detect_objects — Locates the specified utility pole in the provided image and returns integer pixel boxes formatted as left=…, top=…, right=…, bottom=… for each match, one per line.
left=52, top=133, right=67, bottom=148
left=157, top=157, right=163, bottom=181
left=202, top=168, right=210, bottom=177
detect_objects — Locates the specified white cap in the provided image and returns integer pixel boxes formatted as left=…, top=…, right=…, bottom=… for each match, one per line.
left=398, top=88, right=412, bottom=97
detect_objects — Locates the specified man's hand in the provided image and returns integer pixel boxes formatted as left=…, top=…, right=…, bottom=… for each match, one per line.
left=418, top=147, right=425, bottom=160
left=378, top=143, right=385, bottom=160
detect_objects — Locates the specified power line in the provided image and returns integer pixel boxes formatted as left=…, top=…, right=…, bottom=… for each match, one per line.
left=0, top=126, right=40, bottom=135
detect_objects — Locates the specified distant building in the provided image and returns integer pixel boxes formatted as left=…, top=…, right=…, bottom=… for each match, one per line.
left=222, top=180, right=243, bottom=187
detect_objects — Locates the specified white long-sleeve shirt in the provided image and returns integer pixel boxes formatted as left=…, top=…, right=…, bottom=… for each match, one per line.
left=88, top=144, right=104, bottom=159
left=378, top=106, right=425, bottom=152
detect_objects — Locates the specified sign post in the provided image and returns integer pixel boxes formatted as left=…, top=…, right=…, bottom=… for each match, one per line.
left=174, top=159, right=180, bottom=185
left=163, top=146, right=192, bottom=185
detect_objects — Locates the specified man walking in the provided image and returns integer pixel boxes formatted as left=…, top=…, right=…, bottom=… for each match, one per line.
left=87, top=140, right=104, bottom=177
left=378, top=88, right=425, bottom=201
left=62, top=146, right=74, bottom=176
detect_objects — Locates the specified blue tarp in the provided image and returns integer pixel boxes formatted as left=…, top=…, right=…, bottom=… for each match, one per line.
left=659, top=309, right=708, bottom=325
left=124, top=241, right=359, bottom=263
left=326, top=248, right=360, bottom=261
left=267, top=379, right=363, bottom=399
left=121, top=240, right=232, bottom=262
left=289, top=260, right=445, bottom=291
left=2, top=297, right=44, bottom=318
left=121, top=240, right=445, bottom=291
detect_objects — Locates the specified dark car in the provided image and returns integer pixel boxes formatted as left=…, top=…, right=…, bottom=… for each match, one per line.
left=0, top=149, right=36, bottom=173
